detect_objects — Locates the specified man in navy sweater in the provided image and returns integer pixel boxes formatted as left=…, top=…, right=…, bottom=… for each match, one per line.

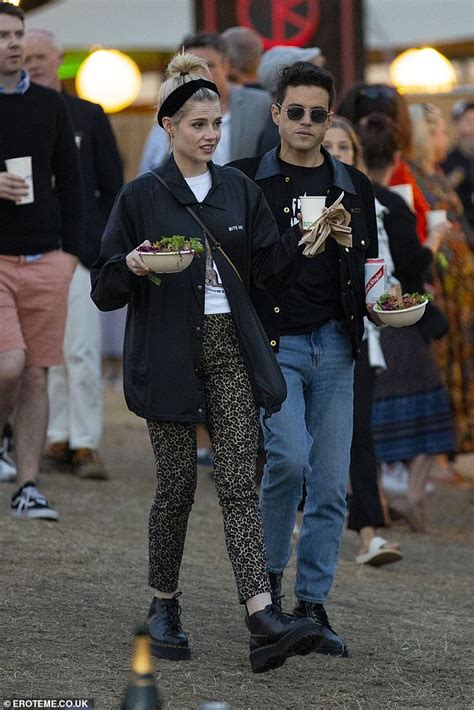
left=24, top=29, right=123, bottom=480
left=0, top=2, right=83, bottom=518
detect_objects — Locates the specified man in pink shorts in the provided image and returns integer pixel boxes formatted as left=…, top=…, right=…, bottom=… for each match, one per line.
left=0, top=2, right=83, bottom=519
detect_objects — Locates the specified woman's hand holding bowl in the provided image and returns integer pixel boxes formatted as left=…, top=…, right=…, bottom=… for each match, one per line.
left=126, top=240, right=152, bottom=276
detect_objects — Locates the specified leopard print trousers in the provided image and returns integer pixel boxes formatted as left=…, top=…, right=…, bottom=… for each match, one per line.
left=147, top=313, right=270, bottom=603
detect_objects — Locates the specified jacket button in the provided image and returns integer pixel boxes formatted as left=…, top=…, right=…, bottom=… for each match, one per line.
left=274, top=306, right=280, bottom=313
left=199, top=205, right=204, bottom=210
left=284, top=207, right=290, bottom=213
left=285, top=176, right=291, bottom=183
left=196, top=326, right=201, bottom=333
left=361, top=240, right=366, bottom=245
left=197, top=284, right=203, bottom=291
left=270, top=339, right=277, bottom=346
left=350, top=314, right=355, bottom=320
left=347, top=279, right=351, bottom=285
left=345, top=247, right=350, bottom=252
left=197, top=407, right=203, bottom=414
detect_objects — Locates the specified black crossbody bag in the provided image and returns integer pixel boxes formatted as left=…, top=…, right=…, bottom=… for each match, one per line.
left=148, top=169, right=287, bottom=415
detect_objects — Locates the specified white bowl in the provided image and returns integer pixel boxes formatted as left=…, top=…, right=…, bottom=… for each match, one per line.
left=137, top=249, right=194, bottom=274
left=373, top=300, right=427, bottom=327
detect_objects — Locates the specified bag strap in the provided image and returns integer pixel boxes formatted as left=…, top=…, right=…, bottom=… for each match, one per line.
left=149, top=169, right=243, bottom=284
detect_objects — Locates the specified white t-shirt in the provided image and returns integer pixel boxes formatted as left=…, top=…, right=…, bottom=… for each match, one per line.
left=184, top=172, right=231, bottom=315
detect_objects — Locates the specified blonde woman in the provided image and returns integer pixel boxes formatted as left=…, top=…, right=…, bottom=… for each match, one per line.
left=409, top=102, right=474, bottom=455
left=91, top=53, right=320, bottom=673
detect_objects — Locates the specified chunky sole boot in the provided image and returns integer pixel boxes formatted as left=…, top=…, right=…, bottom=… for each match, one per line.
left=147, top=593, right=191, bottom=661
left=150, top=639, right=191, bottom=661
left=294, top=600, right=348, bottom=658
left=247, top=604, right=322, bottom=673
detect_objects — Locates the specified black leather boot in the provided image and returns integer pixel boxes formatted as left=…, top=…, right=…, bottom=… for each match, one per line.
left=246, top=604, right=322, bottom=673
left=294, top=600, right=348, bottom=657
left=268, top=572, right=283, bottom=610
left=147, top=592, right=190, bottom=660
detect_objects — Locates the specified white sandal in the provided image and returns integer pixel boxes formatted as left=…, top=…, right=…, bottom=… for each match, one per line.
left=355, top=536, right=403, bottom=567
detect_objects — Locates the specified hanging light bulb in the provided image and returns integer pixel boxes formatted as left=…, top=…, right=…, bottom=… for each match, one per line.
left=76, top=48, right=142, bottom=113
left=389, top=47, right=457, bottom=94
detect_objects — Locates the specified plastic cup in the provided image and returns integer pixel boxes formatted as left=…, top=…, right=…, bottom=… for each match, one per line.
left=390, top=183, right=414, bottom=209
left=299, top=195, right=326, bottom=230
left=426, top=209, right=447, bottom=232
left=5, top=156, right=34, bottom=205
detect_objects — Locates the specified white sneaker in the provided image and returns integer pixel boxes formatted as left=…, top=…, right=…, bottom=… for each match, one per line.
left=11, top=482, right=59, bottom=520
left=381, top=462, right=409, bottom=494
left=382, top=462, right=434, bottom=495
left=0, top=447, right=17, bottom=482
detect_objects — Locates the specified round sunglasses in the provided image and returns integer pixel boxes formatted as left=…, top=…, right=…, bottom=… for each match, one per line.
left=277, top=103, right=333, bottom=124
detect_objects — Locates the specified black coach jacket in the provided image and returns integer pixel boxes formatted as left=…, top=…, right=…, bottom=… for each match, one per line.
left=90, top=156, right=303, bottom=422
left=230, top=146, right=378, bottom=358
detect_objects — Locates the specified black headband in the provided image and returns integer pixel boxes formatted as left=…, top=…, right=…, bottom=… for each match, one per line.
left=157, top=78, right=220, bottom=127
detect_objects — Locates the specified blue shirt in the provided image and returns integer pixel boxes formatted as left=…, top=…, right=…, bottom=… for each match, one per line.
left=0, top=69, right=30, bottom=95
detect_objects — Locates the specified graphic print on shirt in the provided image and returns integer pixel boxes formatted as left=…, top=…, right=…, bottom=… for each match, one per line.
left=205, top=246, right=222, bottom=288
left=290, top=196, right=301, bottom=227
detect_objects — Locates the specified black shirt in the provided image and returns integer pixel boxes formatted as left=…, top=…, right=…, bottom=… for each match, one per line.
left=0, top=83, right=83, bottom=257
left=277, top=157, right=343, bottom=334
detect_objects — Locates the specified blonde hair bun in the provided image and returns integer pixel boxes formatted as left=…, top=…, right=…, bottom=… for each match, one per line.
left=158, top=51, right=216, bottom=110
left=166, top=53, right=210, bottom=81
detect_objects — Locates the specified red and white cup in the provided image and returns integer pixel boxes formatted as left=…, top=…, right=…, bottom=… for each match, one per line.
left=365, top=258, right=386, bottom=305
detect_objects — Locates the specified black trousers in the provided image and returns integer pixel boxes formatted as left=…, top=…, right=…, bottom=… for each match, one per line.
left=348, top=340, right=385, bottom=532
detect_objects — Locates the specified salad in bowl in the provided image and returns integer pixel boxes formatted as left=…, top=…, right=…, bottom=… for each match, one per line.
left=137, top=236, right=204, bottom=281
left=373, top=292, right=432, bottom=327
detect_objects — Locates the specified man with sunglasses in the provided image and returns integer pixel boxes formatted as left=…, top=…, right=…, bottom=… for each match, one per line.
left=230, top=62, right=377, bottom=657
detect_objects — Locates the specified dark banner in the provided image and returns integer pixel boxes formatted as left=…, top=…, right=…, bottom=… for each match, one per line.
left=194, top=0, right=365, bottom=96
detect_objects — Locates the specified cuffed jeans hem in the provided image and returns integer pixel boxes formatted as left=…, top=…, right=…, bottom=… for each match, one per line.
left=296, top=595, right=326, bottom=605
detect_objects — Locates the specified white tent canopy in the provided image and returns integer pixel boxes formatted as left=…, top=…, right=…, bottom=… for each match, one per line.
left=366, top=0, right=473, bottom=49
left=26, top=0, right=194, bottom=50
left=25, top=0, right=473, bottom=51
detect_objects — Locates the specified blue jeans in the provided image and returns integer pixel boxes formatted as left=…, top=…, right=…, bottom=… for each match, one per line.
left=260, top=320, right=355, bottom=603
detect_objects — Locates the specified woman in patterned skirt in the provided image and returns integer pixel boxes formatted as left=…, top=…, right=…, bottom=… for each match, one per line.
left=408, top=102, right=474, bottom=455
left=357, top=114, right=455, bottom=532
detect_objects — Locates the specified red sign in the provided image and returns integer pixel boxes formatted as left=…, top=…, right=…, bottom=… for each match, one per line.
left=196, top=0, right=364, bottom=94
left=236, top=0, right=320, bottom=49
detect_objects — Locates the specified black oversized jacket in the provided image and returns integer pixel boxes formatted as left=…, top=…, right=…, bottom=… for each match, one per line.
left=91, top=156, right=303, bottom=422
left=230, top=146, right=378, bottom=357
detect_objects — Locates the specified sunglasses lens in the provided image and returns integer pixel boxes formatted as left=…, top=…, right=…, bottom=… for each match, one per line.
left=311, top=109, right=328, bottom=123
left=287, top=106, right=305, bottom=121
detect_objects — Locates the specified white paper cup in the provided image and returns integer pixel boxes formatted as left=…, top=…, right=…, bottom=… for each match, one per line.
left=5, top=156, right=34, bottom=205
left=390, top=183, right=414, bottom=209
left=299, top=196, right=326, bottom=230
left=426, top=209, right=447, bottom=232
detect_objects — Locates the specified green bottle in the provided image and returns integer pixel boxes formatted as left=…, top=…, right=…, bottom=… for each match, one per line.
left=121, top=625, right=162, bottom=710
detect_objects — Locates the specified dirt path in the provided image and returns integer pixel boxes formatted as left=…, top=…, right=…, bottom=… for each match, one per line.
left=1, top=389, right=473, bottom=710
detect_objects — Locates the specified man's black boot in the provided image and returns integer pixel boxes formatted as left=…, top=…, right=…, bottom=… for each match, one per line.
left=246, top=604, right=322, bottom=673
left=147, top=592, right=190, bottom=660
left=294, top=600, right=348, bottom=657
left=268, top=572, right=283, bottom=610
